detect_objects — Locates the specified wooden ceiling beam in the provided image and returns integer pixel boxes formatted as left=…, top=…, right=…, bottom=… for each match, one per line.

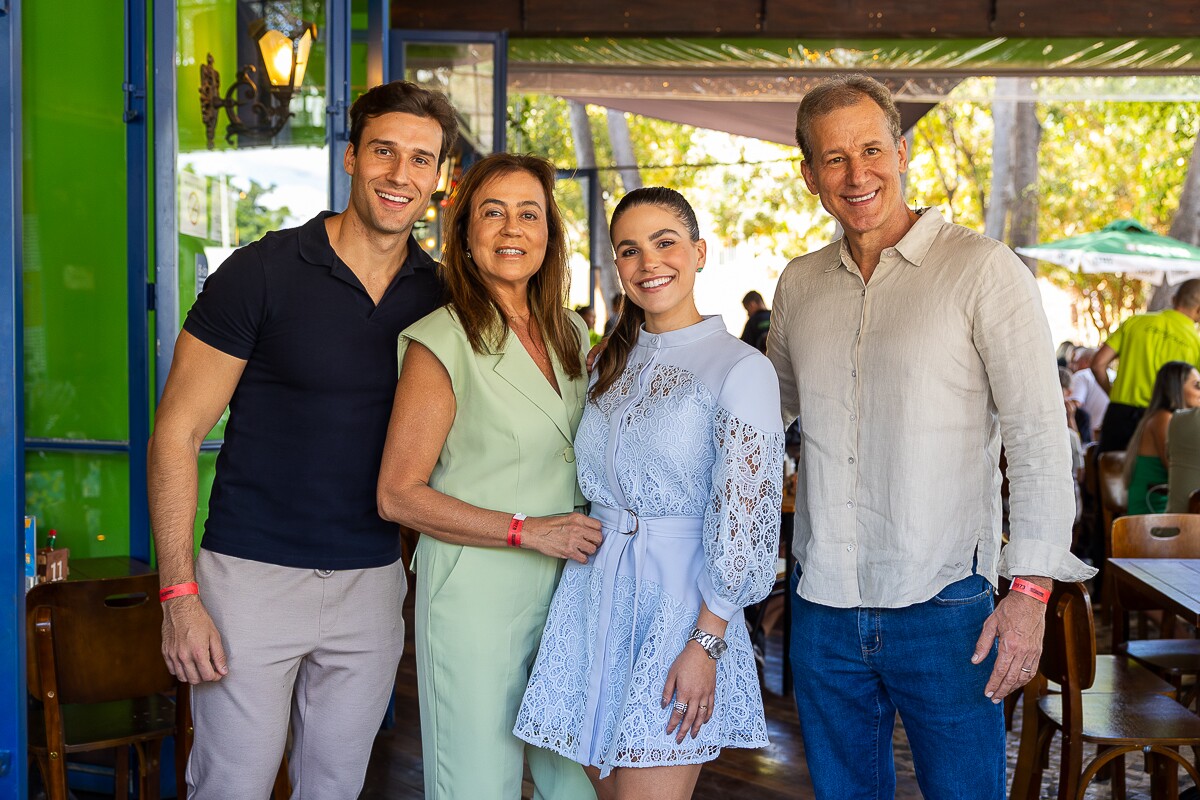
left=392, top=0, right=1200, bottom=38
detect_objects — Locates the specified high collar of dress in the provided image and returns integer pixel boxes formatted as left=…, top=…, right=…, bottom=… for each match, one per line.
left=636, top=315, right=725, bottom=350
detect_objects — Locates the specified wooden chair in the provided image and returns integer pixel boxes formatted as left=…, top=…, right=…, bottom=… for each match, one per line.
left=1009, top=582, right=1200, bottom=800
left=1188, top=488, right=1200, bottom=514
left=1110, top=513, right=1200, bottom=709
left=26, top=573, right=178, bottom=800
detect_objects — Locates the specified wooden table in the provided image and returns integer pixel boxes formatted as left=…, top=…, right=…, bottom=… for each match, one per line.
left=67, top=556, right=154, bottom=581
left=1108, top=558, right=1200, bottom=629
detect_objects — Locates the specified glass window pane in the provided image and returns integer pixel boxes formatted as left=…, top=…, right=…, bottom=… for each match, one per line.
left=22, top=0, right=128, bottom=441
left=25, top=451, right=131, bottom=559
left=175, top=0, right=332, bottom=526
left=403, top=42, right=495, bottom=155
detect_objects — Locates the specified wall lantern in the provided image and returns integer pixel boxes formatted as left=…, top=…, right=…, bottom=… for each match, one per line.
left=199, top=19, right=318, bottom=149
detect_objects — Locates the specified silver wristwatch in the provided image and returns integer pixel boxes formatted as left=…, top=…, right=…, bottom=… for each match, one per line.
left=687, top=627, right=728, bottom=660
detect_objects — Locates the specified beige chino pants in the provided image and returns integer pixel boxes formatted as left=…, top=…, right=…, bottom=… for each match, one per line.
left=186, top=550, right=406, bottom=800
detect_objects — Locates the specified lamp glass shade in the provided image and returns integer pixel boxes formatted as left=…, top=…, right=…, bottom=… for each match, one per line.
left=291, top=27, right=314, bottom=88
left=257, top=29, right=296, bottom=87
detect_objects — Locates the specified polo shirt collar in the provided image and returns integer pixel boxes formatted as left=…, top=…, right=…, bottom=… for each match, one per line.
left=830, top=206, right=943, bottom=273
left=296, top=210, right=438, bottom=282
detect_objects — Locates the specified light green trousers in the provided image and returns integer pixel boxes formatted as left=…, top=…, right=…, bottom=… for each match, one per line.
left=414, top=535, right=596, bottom=800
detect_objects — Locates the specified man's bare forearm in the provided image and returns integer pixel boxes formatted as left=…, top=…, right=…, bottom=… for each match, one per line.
left=147, top=431, right=202, bottom=587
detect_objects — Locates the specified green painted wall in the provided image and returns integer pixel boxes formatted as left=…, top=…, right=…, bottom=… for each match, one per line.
left=22, top=0, right=131, bottom=557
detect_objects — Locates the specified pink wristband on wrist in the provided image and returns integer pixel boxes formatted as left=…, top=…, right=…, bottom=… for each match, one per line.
left=1009, top=578, right=1050, bottom=604
left=159, top=582, right=199, bottom=602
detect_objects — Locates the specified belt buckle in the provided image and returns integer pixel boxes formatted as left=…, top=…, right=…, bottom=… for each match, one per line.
left=620, top=509, right=639, bottom=536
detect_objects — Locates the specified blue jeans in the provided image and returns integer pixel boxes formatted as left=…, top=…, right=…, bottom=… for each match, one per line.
left=789, top=567, right=1005, bottom=800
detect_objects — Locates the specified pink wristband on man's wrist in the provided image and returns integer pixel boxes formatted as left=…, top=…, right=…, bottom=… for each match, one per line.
left=1009, top=578, right=1050, bottom=604
left=159, top=582, right=199, bottom=602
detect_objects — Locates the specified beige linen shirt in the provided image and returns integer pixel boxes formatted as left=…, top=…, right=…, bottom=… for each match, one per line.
left=768, top=208, right=1096, bottom=609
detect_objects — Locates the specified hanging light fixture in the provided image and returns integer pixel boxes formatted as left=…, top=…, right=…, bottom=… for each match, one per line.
left=199, top=19, right=318, bottom=149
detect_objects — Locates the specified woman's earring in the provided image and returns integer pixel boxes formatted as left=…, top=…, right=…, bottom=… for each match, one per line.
left=466, top=250, right=472, bottom=260
left=696, top=266, right=704, bottom=273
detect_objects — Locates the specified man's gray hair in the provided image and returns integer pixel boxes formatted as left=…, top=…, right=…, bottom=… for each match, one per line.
left=794, top=74, right=902, bottom=163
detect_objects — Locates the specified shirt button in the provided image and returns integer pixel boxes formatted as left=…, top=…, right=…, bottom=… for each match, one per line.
left=848, top=456, right=855, bottom=464
left=856, top=328, right=861, bottom=336
left=851, top=370, right=857, bottom=377
left=847, top=544, right=855, bottom=552
left=846, top=500, right=854, bottom=509
left=316, top=569, right=334, bottom=578
left=849, top=413, right=856, bottom=421
left=860, top=290, right=866, bottom=297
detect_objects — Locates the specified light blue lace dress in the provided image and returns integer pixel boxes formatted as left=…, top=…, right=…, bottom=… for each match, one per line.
left=514, top=316, right=784, bottom=777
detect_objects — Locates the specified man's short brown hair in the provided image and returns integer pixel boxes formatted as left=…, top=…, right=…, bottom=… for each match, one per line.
left=348, top=81, right=459, bottom=165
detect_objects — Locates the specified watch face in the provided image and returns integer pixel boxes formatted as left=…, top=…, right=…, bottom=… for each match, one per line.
left=711, top=638, right=728, bottom=658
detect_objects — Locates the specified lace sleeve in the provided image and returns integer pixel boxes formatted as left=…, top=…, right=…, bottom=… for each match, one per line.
left=698, top=404, right=784, bottom=620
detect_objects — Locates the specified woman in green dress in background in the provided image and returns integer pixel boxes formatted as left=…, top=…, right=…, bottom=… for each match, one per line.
left=377, top=153, right=599, bottom=800
left=1123, top=360, right=1200, bottom=514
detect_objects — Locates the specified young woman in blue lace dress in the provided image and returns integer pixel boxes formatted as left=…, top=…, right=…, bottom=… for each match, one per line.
left=515, top=188, right=784, bottom=798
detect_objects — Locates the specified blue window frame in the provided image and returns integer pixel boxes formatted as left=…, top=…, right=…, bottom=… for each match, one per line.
left=388, top=29, right=507, bottom=156
left=0, top=3, right=26, bottom=796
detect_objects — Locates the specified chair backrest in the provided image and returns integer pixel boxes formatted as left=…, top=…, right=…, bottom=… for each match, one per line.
left=26, top=573, right=175, bottom=705
left=1097, top=451, right=1128, bottom=559
left=1111, top=513, right=1200, bottom=560
left=1039, top=581, right=1096, bottom=694
left=1189, top=488, right=1200, bottom=514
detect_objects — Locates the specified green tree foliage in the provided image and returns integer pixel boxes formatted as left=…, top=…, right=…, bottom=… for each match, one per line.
left=507, top=87, right=1200, bottom=338
left=908, top=86, right=1198, bottom=339
left=235, top=179, right=292, bottom=245
left=508, top=94, right=701, bottom=259
left=907, top=102, right=991, bottom=229
left=1035, top=100, right=1197, bottom=336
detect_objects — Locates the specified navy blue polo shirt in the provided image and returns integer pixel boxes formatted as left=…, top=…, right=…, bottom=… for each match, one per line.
left=183, top=212, right=443, bottom=569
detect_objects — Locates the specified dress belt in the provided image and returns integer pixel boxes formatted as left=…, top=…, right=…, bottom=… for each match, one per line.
left=586, top=502, right=704, bottom=775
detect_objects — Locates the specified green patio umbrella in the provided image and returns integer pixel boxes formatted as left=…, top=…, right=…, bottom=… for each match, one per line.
left=1016, top=219, right=1200, bottom=283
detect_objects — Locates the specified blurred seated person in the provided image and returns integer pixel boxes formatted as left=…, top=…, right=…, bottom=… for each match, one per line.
left=574, top=304, right=602, bottom=347
left=1060, top=366, right=1092, bottom=447
left=1060, top=368, right=1086, bottom=524
left=1068, top=347, right=1108, bottom=441
left=1123, top=361, right=1200, bottom=514
left=1055, top=340, right=1077, bottom=369
left=1167, top=406, right=1200, bottom=512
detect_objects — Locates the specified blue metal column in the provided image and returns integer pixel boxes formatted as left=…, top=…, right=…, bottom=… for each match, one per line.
left=327, top=0, right=351, bottom=211
left=125, top=0, right=151, bottom=563
left=493, top=30, right=507, bottom=154
left=153, top=0, right=178, bottom=405
left=0, top=0, right=27, bottom=793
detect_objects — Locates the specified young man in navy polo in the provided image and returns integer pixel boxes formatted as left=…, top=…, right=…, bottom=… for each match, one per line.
left=148, top=81, right=457, bottom=799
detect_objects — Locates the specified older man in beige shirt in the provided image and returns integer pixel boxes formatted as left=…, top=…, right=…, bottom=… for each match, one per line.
left=767, top=74, right=1095, bottom=800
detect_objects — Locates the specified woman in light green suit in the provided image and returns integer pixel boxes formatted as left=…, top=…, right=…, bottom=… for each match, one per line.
left=378, top=153, right=601, bottom=800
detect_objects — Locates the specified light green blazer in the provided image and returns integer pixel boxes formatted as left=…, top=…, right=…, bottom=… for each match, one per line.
left=397, top=305, right=589, bottom=517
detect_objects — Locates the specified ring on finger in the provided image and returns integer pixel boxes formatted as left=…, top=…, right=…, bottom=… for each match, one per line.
left=1019, top=666, right=1034, bottom=674
left=698, top=704, right=709, bottom=711
left=673, top=701, right=688, bottom=714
